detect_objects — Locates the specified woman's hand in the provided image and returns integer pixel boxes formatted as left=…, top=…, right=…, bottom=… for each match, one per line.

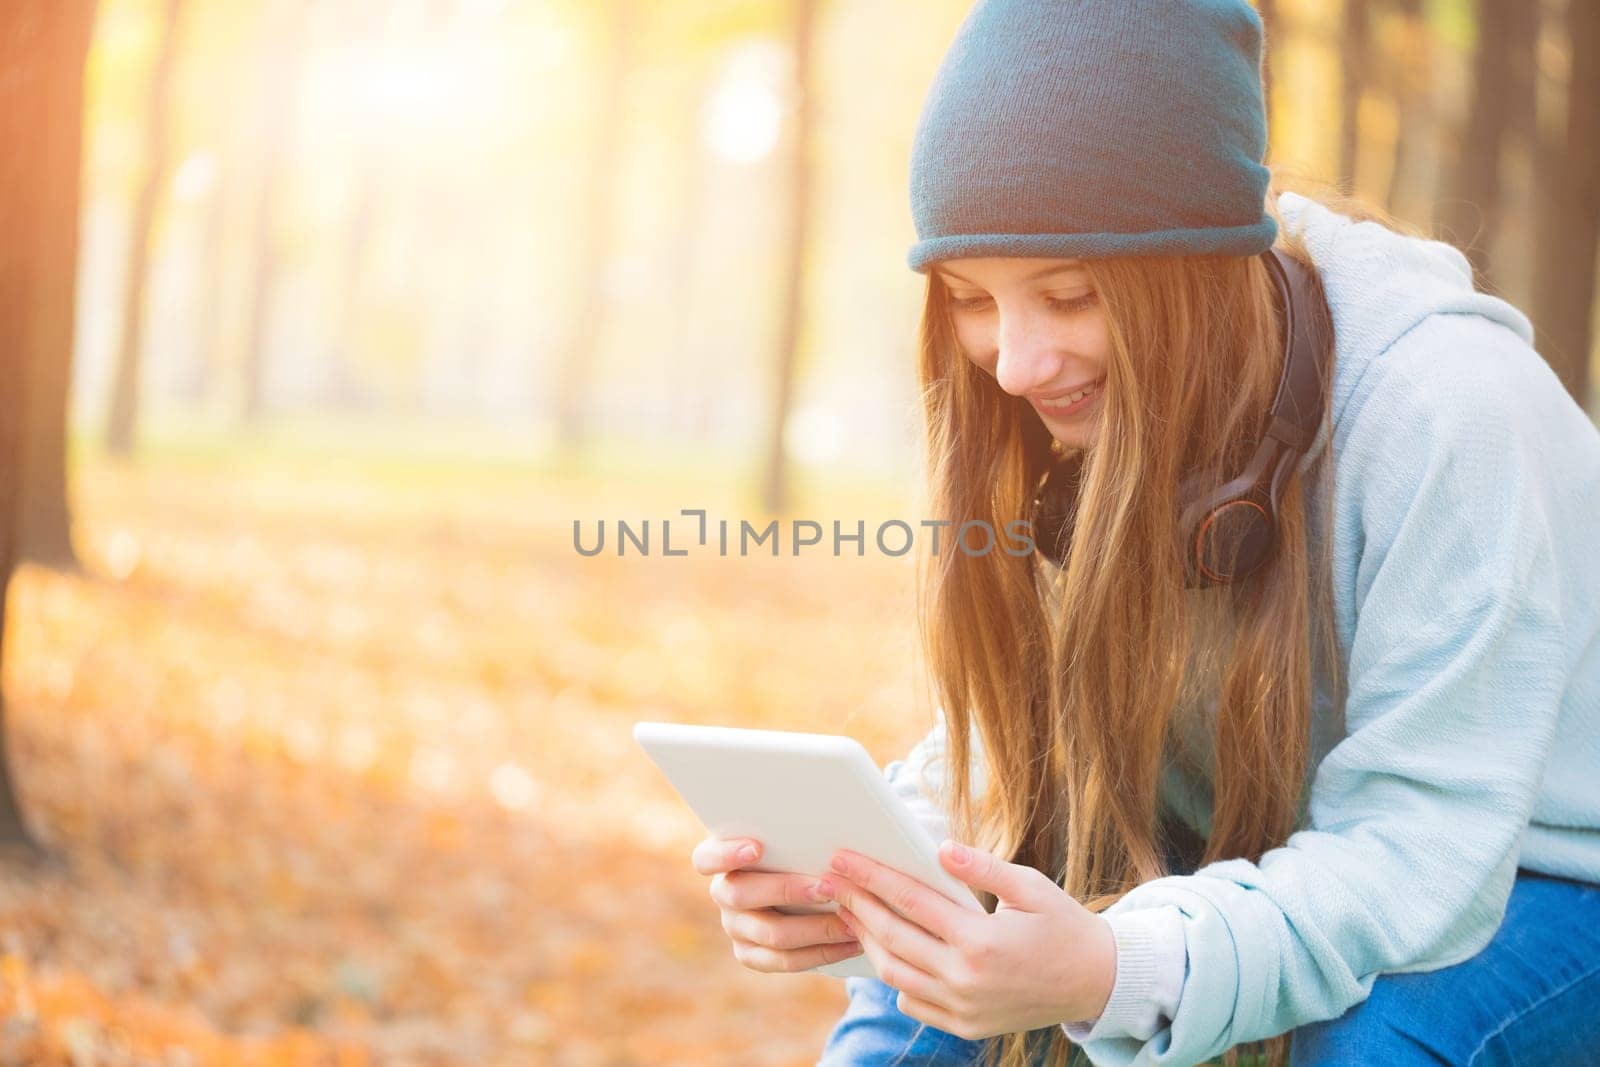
left=816, top=840, right=1117, bottom=1040
left=690, top=835, right=865, bottom=974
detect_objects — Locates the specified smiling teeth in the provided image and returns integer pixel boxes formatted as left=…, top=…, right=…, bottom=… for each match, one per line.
left=1050, top=380, right=1100, bottom=405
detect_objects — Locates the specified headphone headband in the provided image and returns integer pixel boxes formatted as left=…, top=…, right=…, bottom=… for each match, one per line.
left=1261, top=248, right=1327, bottom=455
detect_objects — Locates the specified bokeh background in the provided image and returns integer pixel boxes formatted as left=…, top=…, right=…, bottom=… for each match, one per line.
left=0, top=0, right=1595, bottom=1064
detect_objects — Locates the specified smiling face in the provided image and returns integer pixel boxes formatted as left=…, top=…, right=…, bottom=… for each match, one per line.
left=934, top=256, right=1111, bottom=449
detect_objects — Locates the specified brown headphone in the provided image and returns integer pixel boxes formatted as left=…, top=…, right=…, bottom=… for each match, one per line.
left=1029, top=247, right=1330, bottom=588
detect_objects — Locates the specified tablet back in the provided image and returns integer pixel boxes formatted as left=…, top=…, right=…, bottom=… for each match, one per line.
left=634, top=721, right=982, bottom=979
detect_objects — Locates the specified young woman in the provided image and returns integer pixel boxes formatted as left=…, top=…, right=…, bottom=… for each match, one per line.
left=689, top=2, right=1600, bottom=1065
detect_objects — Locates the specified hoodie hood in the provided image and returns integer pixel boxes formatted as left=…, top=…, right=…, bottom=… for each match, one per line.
left=1276, top=190, right=1536, bottom=472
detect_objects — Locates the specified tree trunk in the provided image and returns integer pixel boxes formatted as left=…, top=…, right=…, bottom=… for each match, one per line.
left=1438, top=0, right=1520, bottom=286
left=669, top=73, right=712, bottom=438
left=1338, top=0, right=1369, bottom=191
left=328, top=164, right=378, bottom=409
left=105, top=0, right=183, bottom=457
left=551, top=0, right=633, bottom=452
left=19, top=2, right=93, bottom=567
left=0, top=3, right=97, bottom=851
left=761, top=0, right=818, bottom=515
left=1533, top=0, right=1599, bottom=410
left=185, top=150, right=230, bottom=405
left=240, top=0, right=307, bottom=422
left=1382, top=0, right=1431, bottom=221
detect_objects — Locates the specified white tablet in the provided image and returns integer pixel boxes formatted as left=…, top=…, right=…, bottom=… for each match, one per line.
left=633, top=720, right=983, bottom=979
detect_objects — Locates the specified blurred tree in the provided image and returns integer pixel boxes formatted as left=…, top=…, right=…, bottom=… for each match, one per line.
left=1338, top=0, right=1369, bottom=191
left=642, top=1, right=796, bottom=444
left=551, top=0, right=635, bottom=452
left=18, top=1, right=93, bottom=567
left=1381, top=0, right=1434, bottom=221
left=327, top=0, right=388, bottom=411
left=1533, top=0, right=1598, bottom=408
left=241, top=0, right=309, bottom=422
left=0, top=2, right=97, bottom=849
left=762, top=0, right=818, bottom=514
left=331, top=170, right=379, bottom=407
left=176, top=5, right=256, bottom=409
left=187, top=147, right=233, bottom=406
left=106, top=0, right=185, bottom=458
left=1436, top=0, right=1539, bottom=287
left=667, top=71, right=713, bottom=439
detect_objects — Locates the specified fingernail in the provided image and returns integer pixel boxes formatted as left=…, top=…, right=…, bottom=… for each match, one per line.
left=843, top=940, right=862, bottom=956
left=838, top=908, right=856, bottom=932
left=830, top=854, right=849, bottom=875
left=737, top=844, right=758, bottom=864
left=809, top=879, right=831, bottom=901
left=945, top=840, right=969, bottom=865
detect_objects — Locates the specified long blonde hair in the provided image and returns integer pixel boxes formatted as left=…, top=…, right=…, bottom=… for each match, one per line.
left=911, top=176, right=1422, bottom=1067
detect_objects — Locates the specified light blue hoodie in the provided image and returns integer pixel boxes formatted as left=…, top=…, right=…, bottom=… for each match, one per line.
left=882, top=190, right=1600, bottom=1066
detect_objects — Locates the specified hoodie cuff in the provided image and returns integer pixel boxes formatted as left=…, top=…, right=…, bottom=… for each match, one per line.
left=1061, top=905, right=1187, bottom=1044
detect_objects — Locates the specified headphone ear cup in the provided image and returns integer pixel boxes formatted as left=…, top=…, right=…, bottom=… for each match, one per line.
left=1179, top=469, right=1277, bottom=587
left=1038, top=457, right=1280, bottom=583
left=1194, top=500, right=1276, bottom=585
left=1176, top=467, right=1276, bottom=587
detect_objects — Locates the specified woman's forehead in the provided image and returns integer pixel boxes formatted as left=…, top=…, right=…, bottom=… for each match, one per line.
left=935, top=258, right=1087, bottom=285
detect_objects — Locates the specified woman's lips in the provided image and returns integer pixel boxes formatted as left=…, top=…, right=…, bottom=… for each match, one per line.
left=1033, top=377, right=1104, bottom=418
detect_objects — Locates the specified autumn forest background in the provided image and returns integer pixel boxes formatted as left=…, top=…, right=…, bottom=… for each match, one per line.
left=0, top=0, right=1596, bottom=1064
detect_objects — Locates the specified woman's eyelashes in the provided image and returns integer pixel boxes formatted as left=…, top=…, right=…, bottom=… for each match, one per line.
left=948, top=292, right=1098, bottom=314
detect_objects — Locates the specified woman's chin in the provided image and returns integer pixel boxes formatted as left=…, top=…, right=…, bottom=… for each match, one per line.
left=1045, top=419, right=1099, bottom=451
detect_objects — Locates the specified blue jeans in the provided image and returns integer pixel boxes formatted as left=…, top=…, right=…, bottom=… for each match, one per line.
left=1288, top=869, right=1600, bottom=1066
left=815, top=863, right=1600, bottom=1066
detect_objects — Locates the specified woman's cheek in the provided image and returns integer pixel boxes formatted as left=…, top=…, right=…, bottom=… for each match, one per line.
left=954, top=326, right=995, bottom=374
left=1082, top=312, right=1112, bottom=362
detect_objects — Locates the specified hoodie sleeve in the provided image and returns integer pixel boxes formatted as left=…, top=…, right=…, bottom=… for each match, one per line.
left=1068, top=314, right=1572, bottom=1067
left=1062, top=907, right=1188, bottom=1042
left=883, top=712, right=963, bottom=848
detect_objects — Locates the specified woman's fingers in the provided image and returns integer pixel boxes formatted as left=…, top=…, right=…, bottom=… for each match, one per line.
left=709, top=868, right=827, bottom=910
left=824, top=878, right=954, bottom=978
left=691, top=836, right=761, bottom=876
left=849, top=916, right=955, bottom=1010
left=691, top=836, right=867, bottom=974
left=722, top=907, right=856, bottom=950
left=730, top=935, right=864, bottom=974
left=827, top=849, right=977, bottom=942
left=892, top=988, right=969, bottom=1038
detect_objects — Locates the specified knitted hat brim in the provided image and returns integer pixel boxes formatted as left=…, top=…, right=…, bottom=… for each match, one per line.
left=907, top=218, right=1279, bottom=274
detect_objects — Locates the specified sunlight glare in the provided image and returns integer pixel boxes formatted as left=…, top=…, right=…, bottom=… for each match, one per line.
left=702, top=43, right=787, bottom=165
left=171, top=151, right=218, bottom=202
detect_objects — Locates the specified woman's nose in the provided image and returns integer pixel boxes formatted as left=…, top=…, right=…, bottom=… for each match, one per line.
left=993, top=323, right=1062, bottom=398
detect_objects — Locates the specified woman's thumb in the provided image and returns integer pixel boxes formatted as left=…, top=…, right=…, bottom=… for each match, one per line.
left=939, top=840, right=1041, bottom=903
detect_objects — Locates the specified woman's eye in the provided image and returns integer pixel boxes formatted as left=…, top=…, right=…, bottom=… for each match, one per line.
left=1047, top=292, right=1098, bottom=313
left=948, top=293, right=1097, bottom=313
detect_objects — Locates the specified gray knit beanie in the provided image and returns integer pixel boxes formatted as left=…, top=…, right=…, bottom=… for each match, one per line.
left=906, top=0, right=1278, bottom=273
